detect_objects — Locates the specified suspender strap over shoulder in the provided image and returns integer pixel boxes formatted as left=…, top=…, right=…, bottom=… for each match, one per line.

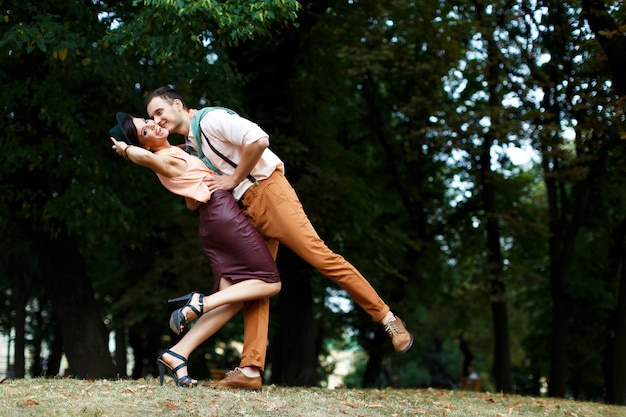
left=190, top=107, right=257, bottom=185
left=200, top=129, right=257, bottom=185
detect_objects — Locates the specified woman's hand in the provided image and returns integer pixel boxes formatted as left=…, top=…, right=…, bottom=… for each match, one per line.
left=110, top=137, right=128, bottom=157
left=109, top=137, right=186, bottom=178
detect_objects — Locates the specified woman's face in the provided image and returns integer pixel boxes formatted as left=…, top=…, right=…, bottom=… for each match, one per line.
left=133, top=117, right=169, bottom=147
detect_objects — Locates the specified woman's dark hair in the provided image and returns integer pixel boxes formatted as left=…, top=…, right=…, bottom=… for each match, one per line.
left=121, top=114, right=141, bottom=145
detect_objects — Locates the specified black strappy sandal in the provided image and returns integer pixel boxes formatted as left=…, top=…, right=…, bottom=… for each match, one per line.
left=168, top=292, right=204, bottom=335
left=157, top=350, right=197, bottom=388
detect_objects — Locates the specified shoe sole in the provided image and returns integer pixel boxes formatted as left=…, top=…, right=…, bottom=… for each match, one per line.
left=207, top=384, right=261, bottom=391
left=396, top=335, right=414, bottom=354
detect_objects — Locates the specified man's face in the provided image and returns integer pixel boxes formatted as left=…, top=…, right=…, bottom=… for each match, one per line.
left=146, top=96, right=184, bottom=135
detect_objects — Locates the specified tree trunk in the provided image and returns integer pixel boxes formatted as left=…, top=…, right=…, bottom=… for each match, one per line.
left=269, top=249, right=319, bottom=386
left=603, top=218, right=626, bottom=404
left=361, top=330, right=384, bottom=388
left=544, top=158, right=568, bottom=398
left=115, top=328, right=128, bottom=378
left=481, top=149, right=513, bottom=392
left=546, top=155, right=593, bottom=398
left=539, top=8, right=569, bottom=394
left=33, top=230, right=116, bottom=379
left=477, top=0, right=513, bottom=391
left=548, top=269, right=567, bottom=399
left=12, top=267, right=27, bottom=378
left=45, top=320, right=63, bottom=377
left=546, top=167, right=591, bottom=398
left=459, top=335, right=475, bottom=377
left=609, top=241, right=626, bottom=404
left=30, top=308, right=44, bottom=377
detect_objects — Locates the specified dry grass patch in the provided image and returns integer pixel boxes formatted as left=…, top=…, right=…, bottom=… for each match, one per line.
left=0, top=377, right=624, bottom=416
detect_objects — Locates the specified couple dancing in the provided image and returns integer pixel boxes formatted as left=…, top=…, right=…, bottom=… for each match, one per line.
left=109, top=86, right=413, bottom=390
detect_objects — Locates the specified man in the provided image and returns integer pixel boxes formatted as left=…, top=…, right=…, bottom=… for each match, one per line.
left=146, top=86, right=413, bottom=390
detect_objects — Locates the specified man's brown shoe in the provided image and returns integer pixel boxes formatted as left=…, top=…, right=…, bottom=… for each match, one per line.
left=206, top=367, right=262, bottom=391
left=384, top=315, right=414, bottom=354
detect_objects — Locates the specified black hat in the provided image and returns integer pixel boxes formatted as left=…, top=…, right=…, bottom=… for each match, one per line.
left=109, top=112, right=133, bottom=144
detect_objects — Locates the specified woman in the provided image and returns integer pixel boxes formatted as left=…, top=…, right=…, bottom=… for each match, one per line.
left=109, top=112, right=280, bottom=388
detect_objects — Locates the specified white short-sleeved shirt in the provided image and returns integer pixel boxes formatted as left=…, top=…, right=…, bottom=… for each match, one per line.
left=187, top=108, right=284, bottom=200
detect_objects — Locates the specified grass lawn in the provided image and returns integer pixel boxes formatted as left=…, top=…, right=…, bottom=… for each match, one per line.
left=0, top=377, right=624, bottom=416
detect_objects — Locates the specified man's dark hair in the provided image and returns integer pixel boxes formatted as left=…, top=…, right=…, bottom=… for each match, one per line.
left=145, top=86, right=187, bottom=109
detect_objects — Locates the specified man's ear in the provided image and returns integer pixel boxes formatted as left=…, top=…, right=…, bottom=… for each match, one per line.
left=173, top=98, right=183, bottom=111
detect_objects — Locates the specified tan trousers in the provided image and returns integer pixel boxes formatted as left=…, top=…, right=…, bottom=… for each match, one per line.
left=238, top=170, right=390, bottom=370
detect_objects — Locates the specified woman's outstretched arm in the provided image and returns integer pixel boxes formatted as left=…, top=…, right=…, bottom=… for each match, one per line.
left=110, top=137, right=186, bottom=178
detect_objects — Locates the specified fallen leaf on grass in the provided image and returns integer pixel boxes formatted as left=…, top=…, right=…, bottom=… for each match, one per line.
left=163, top=401, right=178, bottom=410
left=427, top=388, right=452, bottom=396
left=365, top=402, right=382, bottom=408
left=341, top=400, right=357, bottom=408
left=433, top=401, right=455, bottom=409
left=23, top=399, right=39, bottom=406
left=123, top=385, right=153, bottom=394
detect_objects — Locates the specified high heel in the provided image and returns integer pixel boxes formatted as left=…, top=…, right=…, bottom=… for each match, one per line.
left=157, top=350, right=196, bottom=388
left=168, top=292, right=204, bottom=335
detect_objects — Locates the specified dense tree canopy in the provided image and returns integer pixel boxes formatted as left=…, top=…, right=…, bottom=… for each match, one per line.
left=2, top=0, right=626, bottom=404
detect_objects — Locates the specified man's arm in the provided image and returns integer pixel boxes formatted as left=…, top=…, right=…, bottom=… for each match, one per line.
left=206, top=137, right=268, bottom=191
left=232, top=137, right=268, bottom=183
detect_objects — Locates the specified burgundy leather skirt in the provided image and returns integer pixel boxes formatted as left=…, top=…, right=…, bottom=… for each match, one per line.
left=198, top=190, right=280, bottom=292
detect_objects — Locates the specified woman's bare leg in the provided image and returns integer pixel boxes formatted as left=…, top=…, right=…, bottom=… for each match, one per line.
left=164, top=279, right=281, bottom=379
left=178, top=279, right=281, bottom=323
left=204, top=279, right=281, bottom=311
left=161, top=303, right=241, bottom=379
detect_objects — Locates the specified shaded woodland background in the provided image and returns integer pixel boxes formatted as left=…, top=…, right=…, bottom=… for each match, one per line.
left=3, top=0, right=626, bottom=405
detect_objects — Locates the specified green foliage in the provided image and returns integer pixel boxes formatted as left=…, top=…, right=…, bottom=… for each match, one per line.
left=105, top=0, right=300, bottom=63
